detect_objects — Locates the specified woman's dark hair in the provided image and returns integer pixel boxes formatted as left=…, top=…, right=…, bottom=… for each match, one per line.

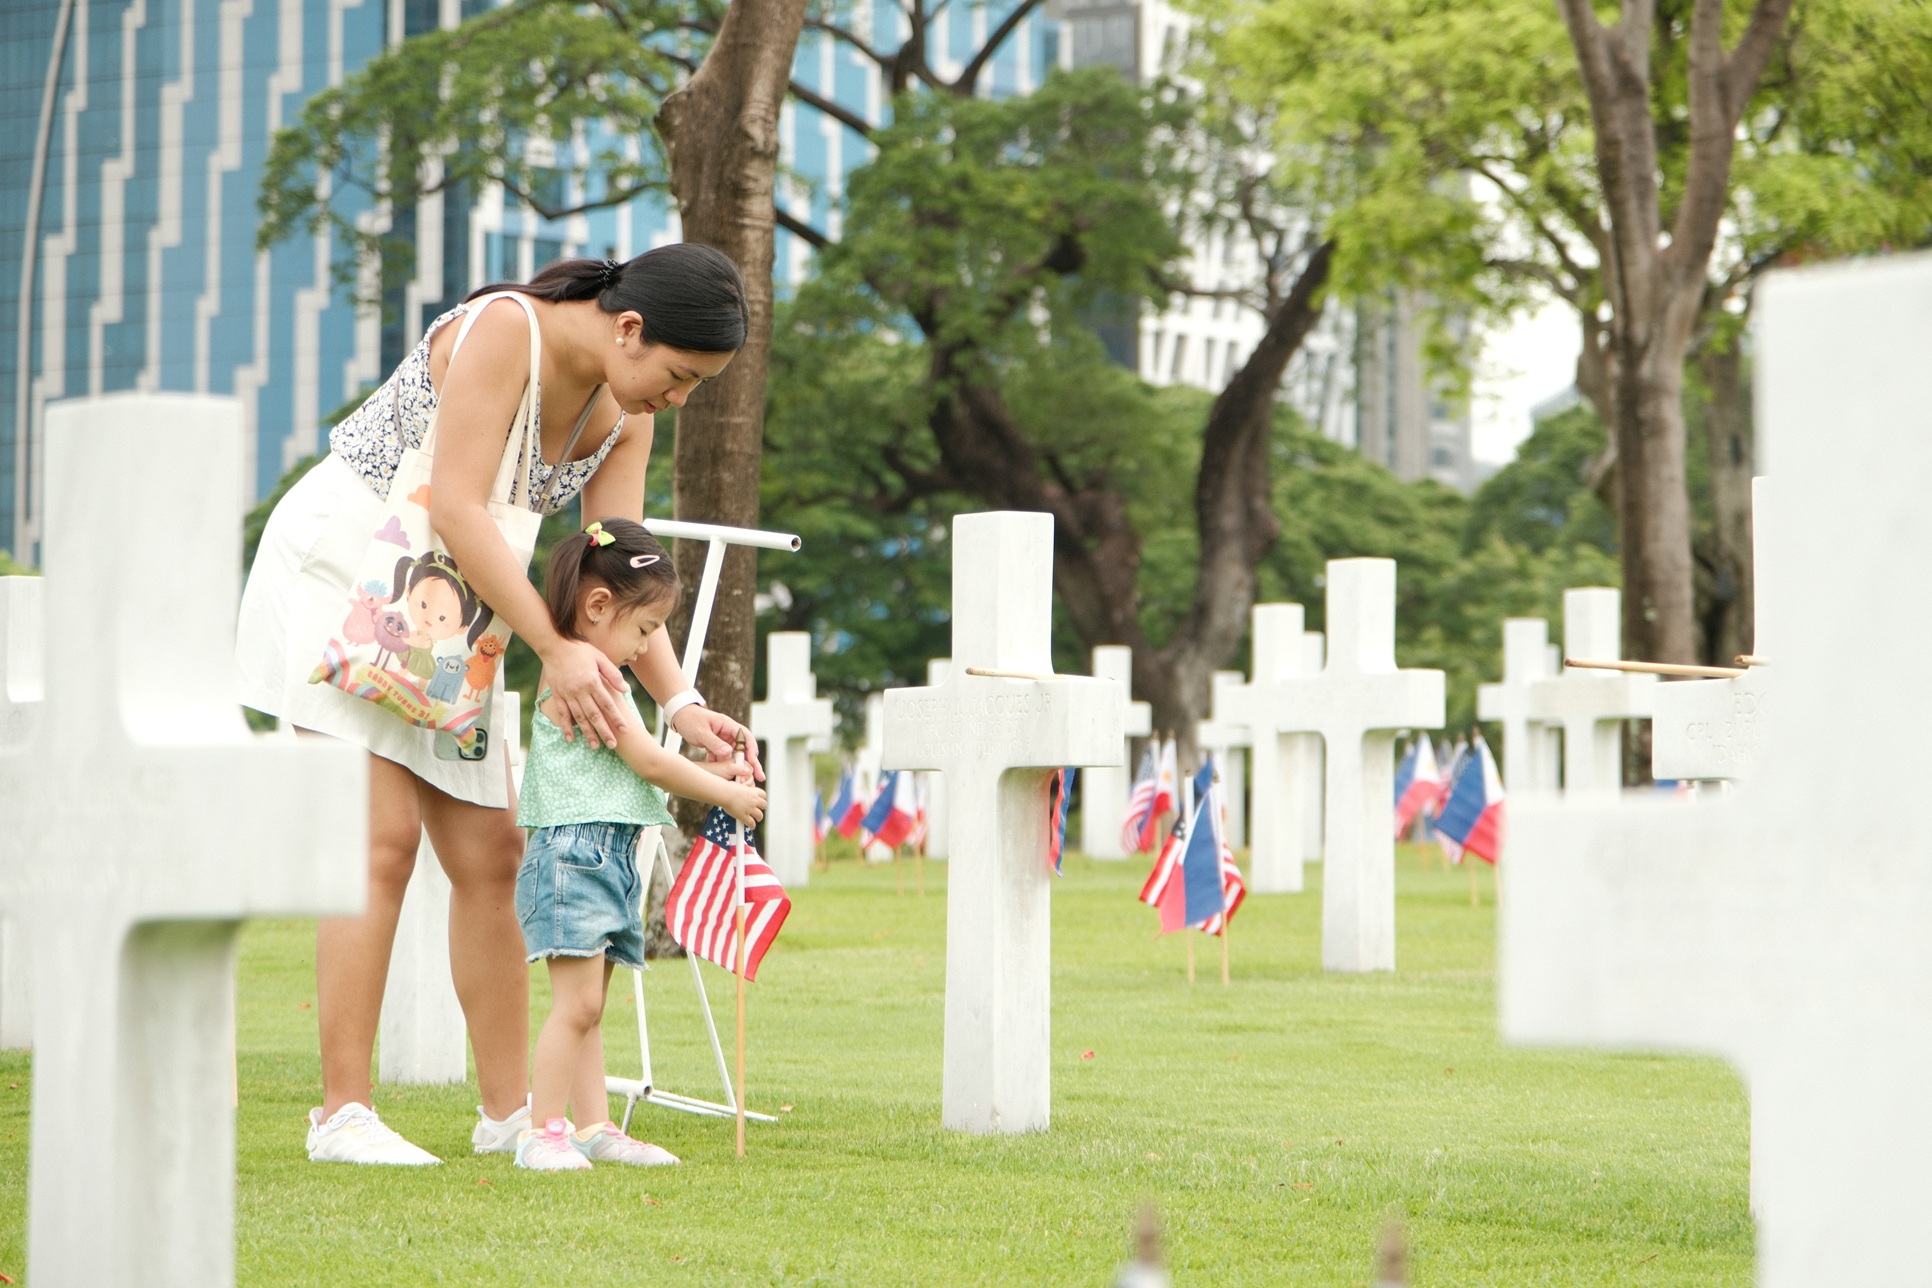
left=465, top=244, right=748, bottom=352
left=543, top=518, right=681, bottom=640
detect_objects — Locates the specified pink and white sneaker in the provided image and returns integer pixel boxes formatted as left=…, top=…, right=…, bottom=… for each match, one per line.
left=571, top=1121, right=681, bottom=1167
left=515, top=1118, right=592, bottom=1172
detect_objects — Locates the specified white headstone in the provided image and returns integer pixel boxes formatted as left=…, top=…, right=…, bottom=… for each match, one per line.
left=1527, top=588, right=1654, bottom=796
left=881, top=512, right=1123, bottom=1133
left=1196, top=670, right=1250, bottom=850
left=0, top=576, right=43, bottom=1049
left=1240, top=604, right=1320, bottom=893
left=1082, top=645, right=1153, bottom=859
left=922, top=657, right=952, bottom=858
left=1477, top=618, right=1563, bottom=795
left=1651, top=477, right=1776, bottom=781
left=0, top=393, right=365, bottom=1286
left=1300, top=632, right=1325, bottom=864
left=1273, top=560, right=1444, bottom=970
left=751, top=631, right=835, bottom=884
left=1501, top=252, right=1932, bottom=1284
left=379, top=690, right=523, bottom=1085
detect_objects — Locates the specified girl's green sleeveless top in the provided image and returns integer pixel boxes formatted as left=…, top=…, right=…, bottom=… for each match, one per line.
left=516, top=687, right=673, bottom=829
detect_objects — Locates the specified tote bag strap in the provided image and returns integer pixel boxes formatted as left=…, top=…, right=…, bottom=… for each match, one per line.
left=410, top=292, right=544, bottom=511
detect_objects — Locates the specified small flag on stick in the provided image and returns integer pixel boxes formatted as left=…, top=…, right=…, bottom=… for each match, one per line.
left=667, top=807, right=792, bottom=982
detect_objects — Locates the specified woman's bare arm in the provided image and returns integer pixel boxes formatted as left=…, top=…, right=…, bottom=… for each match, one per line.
left=425, top=299, right=627, bottom=747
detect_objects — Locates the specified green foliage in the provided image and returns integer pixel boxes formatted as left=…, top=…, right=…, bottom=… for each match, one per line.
left=1462, top=405, right=1616, bottom=558
left=0, top=552, right=35, bottom=576
left=257, top=0, right=695, bottom=296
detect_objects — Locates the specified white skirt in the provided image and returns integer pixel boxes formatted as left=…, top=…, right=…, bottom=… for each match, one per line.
left=236, top=453, right=511, bottom=808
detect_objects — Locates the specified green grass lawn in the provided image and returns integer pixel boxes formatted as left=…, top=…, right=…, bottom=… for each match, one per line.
left=0, top=845, right=1751, bottom=1285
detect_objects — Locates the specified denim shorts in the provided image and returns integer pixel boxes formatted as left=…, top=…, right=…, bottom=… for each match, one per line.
left=516, top=822, right=647, bottom=970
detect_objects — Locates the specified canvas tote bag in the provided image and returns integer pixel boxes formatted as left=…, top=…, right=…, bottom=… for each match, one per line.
left=307, top=292, right=601, bottom=762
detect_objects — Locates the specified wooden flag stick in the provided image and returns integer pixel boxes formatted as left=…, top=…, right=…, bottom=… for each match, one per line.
left=1735, top=654, right=1771, bottom=667
left=1186, top=931, right=1196, bottom=985
left=733, top=735, right=749, bottom=1158
left=1467, top=861, right=1480, bottom=908
left=896, top=849, right=905, bottom=896
left=917, top=850, right=926, bottom=898
left=1220, top=926, right=1230, bottom=986
left=963, top=666, right=1061, bottom=682
left=1565, top=657, right=1745, bottom=679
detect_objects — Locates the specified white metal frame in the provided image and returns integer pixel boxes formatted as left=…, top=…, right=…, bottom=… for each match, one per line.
left=606, top=517, right=799, bottom=1132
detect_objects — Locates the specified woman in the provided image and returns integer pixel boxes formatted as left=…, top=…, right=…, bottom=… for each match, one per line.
left=238, top=245, right=761, bottom=1164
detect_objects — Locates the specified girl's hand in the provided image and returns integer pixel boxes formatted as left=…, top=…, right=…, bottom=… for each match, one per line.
left=671, top=706, right=765, bottom=781
left=541, top=638, right=628, bottom=748
left=722, top=782, right=767, bottom=829
left=698, top=757, right=757, bottom=785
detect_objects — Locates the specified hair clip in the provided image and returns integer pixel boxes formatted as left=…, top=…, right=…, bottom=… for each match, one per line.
left=629, top=553, right=661, bottom=569
left=600, top=259, right=624, bottom=290
left=584, top=521, right=615, bottom=547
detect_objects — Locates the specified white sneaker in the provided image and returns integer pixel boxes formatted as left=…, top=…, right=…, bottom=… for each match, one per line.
left=305, top=1103, right=441, bottom=1166
left=472, top=1096, right=532, bottom=1154
left=515, top=1118, right=593, bottom=1171
left=571, top=1121, right=680, bottom=1167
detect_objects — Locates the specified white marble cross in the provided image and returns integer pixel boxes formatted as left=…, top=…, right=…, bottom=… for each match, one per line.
left=1197, top=669, right=1251, bottom=850
left=881, top=511, right=1123, bottom=1133
left=0, top=575, right=43, bottom=1049
left=1272, top=561, right=1443, bottom=971
left=1651, top=477, right=1775, bottom=782
left=0, top=394, right=365, bottom=1286
left=1527, top=588, right=1654, bottom=796
left=751, top=631, right=835, bottom=884
left=922, top=657, right=952, bottom=859
left=1477, top=618, right=1562, bottom=795
left=1081, top=645, right=1153, bottom=859
left=1299, top=632, right=1325, bottom=865
left=1501, top=252, right=1932, bottom=1284
left=1240, top=604, right=1321, bottom=893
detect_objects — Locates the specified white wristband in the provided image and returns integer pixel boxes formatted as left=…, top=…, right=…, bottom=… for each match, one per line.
left=660, top=688, right=707, bottom=726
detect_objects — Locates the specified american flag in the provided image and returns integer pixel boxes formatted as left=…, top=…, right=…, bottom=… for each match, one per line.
left=1120, top=746, right=1159, bottom=854
left=666, top=806, right=792, bottom=981
left=1046, top=768, right=1076, bottom=875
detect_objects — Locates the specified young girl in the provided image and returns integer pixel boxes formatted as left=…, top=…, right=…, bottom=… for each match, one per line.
left=514, top=517, right=766, bottom=1171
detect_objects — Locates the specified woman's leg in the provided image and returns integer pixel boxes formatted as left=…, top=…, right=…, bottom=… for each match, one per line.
left=568, top=961, right=618, bottom=1127
left=316, top=752, right=422, bottom=1116
left=419, top=778, right=530, bottom=1120
left=531, top=955, right=606, bottom=1124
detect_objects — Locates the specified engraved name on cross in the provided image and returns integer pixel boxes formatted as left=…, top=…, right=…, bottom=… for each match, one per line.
left=881, top=511, right=1123, bottom=1133
left=0, top=394, right=365, bottom=1286
left=1500, top=254, right=1932, bottom=1284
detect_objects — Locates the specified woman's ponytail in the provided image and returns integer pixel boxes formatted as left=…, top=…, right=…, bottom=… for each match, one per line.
left=465, top=244, right=748, bottom=353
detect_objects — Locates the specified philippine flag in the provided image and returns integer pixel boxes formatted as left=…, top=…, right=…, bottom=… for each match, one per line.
left=813, top=788, right=830, bottom=845
left=861, top=769, right=921, bottom=850
left=1433, top=734, right=1505, bottom=865
left=1393, top=733, right=1444, bottom=837
left=831, top=768, right=864, bottom=839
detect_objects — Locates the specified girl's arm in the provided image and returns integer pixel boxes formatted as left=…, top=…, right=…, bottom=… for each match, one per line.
left=575, top=418, right=767, bottom=780
left=610, top=718, right=766, bottom=827
left=427, top=300, right=628, bottom=749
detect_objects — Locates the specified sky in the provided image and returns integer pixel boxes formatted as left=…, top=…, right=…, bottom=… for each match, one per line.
left=1468, top=299, right=1582, bottom=465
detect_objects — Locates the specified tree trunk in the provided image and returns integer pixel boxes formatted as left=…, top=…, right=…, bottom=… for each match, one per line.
left=655, top=0, right=806, bottom=769
left=645, top=0, right=806, bottom=926
left=1696, top=339, right=1755, bottom=662
left=1555, top=0, right=1792, bottom=664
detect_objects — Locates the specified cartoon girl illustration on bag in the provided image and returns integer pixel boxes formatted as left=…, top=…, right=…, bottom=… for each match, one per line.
left=387, top=552, right=491, bottom=684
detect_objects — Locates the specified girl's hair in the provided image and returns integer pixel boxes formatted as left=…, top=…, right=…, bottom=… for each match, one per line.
left=543, top=518, right=681, bottom=640
left=390, top=552, right=490, bottom=649
left=464, top=243, right=748, bottom=352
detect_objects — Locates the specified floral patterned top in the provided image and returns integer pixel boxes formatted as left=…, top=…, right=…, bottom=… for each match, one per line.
left=329, top=303, right=624, bottom=514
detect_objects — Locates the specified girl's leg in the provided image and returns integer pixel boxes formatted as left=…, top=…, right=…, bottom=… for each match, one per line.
left=532, top=955, right=607, bottom=1124
left=316, top=752, right=422, bottom=1116
left=568, top=961, right=619, bottom=1127
left=419, top=778, right=530, bottom=1120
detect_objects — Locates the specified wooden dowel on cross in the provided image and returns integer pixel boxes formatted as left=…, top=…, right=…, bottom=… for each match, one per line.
left=1565, top=657, right=1746, bottom=679
left=963, top=666, right=1061, bottom=682
left=1735, top=654, right=1771, bottom=667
